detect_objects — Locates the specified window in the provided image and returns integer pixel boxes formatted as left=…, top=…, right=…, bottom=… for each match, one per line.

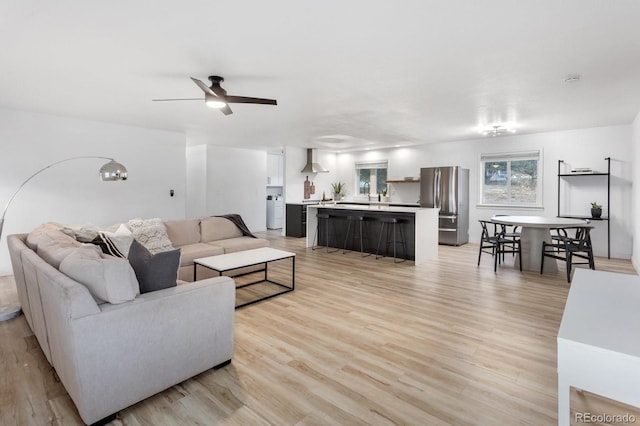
left=355, top=160, right=388, bottom=195
left=480, top=150, right=542, bottom=207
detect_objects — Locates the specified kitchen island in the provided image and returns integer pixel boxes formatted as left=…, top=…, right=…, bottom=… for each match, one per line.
left=306, top=204, right=438, bottom=264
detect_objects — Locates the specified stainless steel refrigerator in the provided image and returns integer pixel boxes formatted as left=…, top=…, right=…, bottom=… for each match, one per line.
left=420, top=166, right=469, bottom=245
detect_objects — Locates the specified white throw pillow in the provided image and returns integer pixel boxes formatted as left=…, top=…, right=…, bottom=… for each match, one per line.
left=100, top=224, right=134, bottom=257
left=60, top=250, right=140, bottom=304
left=127, top=217, right=175, bottom=254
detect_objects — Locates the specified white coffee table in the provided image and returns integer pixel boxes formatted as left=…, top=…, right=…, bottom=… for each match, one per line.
left=194, top=247, right=296, bottom=308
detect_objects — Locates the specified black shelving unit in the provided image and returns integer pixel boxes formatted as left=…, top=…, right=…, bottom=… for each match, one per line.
left=557, top=157, right=610, bottom=258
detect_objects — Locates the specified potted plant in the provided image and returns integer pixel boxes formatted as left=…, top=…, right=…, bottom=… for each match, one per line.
left=590, top=201, right=602, bottom=219
left=381, top=188, right=389, bottom=202
left=331, top=182, right=345, bottom=201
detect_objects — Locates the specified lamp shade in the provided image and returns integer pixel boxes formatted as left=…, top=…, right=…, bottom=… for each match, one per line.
left=99, top=160, right=128, bottom=181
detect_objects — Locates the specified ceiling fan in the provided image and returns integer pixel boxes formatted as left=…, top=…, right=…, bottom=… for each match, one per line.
left=152, top=76, right=277, bottom=115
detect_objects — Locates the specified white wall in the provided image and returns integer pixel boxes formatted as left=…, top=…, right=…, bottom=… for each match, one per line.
left=283, top=147, right=338, bottom=203
left=0, top=108, right=186, bottom=275
left=632, top=112, right=640, bottom=271
left=335, top=125, right=633, bottom=259
left=185, top=144, right=207, bottom=218
left=187, top=145, right=267, bottom=232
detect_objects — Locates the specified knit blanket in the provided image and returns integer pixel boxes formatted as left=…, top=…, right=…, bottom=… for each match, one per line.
left=216, top=214, right=257, bottom=238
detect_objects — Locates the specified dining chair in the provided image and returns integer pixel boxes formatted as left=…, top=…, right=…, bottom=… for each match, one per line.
left=540, top=225, right=595, bottom=282
left=550, top=218, right=591, bottom=253
left=493, top=215, right=521, bottom=260
left=477, top=220, right=522, bottom=272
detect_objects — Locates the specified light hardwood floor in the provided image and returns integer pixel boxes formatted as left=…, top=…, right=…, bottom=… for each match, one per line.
left=1, top=231, right=638, bottom=425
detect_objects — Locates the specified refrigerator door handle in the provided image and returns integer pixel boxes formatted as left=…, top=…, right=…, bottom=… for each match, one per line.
left=432, top=169, right=438, bottom=208
left=435, top=169, right=441, bottom=209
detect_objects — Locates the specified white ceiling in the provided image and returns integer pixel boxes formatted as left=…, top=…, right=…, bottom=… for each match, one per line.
left=2, top=0, right=640, bottom=152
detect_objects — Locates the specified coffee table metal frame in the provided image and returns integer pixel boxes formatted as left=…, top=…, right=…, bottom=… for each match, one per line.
left=194, top=247, right=295, bottom=308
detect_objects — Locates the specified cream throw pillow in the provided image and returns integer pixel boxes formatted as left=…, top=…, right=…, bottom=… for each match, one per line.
left=127, top=218, right=175, bottom=254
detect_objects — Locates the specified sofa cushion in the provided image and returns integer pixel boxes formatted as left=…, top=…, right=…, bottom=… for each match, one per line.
left=59, top=250, right=140, bottom=304
left=127, top=218, right=175, bottom=254
left=178, top=243, right=224, bottom=267
left=164, top=219, right=201, bottom=246
left=201, top=217, right=242, bottom=242
left=207, top=236, right=269, bottom=254
left=36, top=230, right=102, bottom=269
left=128, top=239, right=180, bottom=294
left=26, top=222, right=62, bottom=250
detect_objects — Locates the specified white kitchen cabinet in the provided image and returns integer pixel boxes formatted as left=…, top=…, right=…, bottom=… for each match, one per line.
left=267, top=153, right=283, bottom=187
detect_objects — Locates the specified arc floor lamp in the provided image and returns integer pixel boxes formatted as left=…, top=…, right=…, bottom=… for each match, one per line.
left=0, top=156, right=128, bottom=321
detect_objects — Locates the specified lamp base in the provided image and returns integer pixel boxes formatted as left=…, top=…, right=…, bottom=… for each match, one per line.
left=0, top=305, right=22, bottom=321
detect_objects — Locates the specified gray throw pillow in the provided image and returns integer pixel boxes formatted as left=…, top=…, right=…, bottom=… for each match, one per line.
left=127, top=239, right=181, bottom=294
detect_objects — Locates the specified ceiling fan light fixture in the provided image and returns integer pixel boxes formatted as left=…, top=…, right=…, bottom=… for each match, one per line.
left=205, top=98, right=227, bottom=109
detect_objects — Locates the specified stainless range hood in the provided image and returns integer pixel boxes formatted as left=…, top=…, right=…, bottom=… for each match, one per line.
left=300, top=148, right=328, bottom=173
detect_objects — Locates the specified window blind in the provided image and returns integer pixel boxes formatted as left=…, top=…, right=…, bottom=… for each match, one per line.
left=355, top=160, right=388, bottom=169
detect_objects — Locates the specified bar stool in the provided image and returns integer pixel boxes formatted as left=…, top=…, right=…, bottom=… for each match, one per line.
left=312, top=213, right=338, bottom=252
left=376, top=217, right=407, bottom=263
left=343, top=215, right=371, bottom=256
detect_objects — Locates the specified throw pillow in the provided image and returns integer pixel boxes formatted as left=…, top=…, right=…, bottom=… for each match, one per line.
left=127, top=217, right=175, bottom=254
left=60, top=250, right=140, bottom=304
left=127, top=239, right=180, bottom=294
left=91, top=234, right=125, bottom=258
left=90, top=224, right=134, bottom=258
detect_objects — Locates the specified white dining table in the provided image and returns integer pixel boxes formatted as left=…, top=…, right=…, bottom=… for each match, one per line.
left=490, top=215, right=590, bottom=272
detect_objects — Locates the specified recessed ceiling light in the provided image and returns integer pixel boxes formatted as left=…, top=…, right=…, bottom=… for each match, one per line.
left=563, top=74, right=581, bottom=83
left=479, top=124, right=516, bottom=137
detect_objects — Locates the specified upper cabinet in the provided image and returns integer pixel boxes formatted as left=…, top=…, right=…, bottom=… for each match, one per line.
left=267, top=153, right=284, bottom=187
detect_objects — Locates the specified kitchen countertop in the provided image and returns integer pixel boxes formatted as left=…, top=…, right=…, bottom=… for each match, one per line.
left=337, top=201, right=420, bottom=207
left=310, top=203, right=430, bottom=214
left=286, top=200, right=322, bottom=205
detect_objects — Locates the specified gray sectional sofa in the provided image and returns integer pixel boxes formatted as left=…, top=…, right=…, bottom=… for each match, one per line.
left=6, top=215, right=268, bottom=425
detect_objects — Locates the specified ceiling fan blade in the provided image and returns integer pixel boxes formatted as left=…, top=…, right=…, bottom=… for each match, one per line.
left=220, top=104, right=233, bottom=115
left=152, top=98, right=202, bottom=101
left=190, top=77, right=218, bottom=97
left=226, top=96, right=277, bottom=105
